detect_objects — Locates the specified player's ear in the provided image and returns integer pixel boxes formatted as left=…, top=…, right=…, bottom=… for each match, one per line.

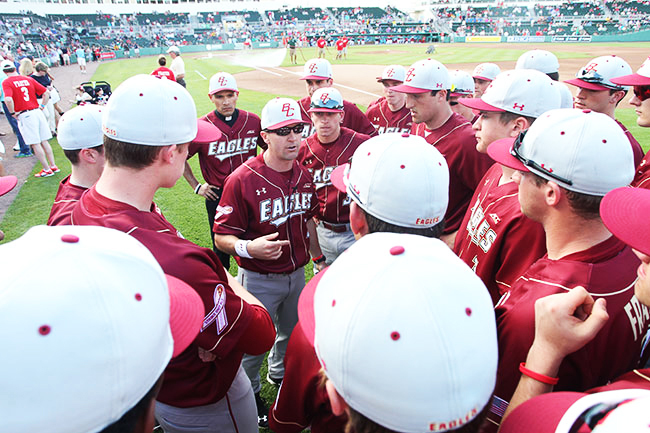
left=350, top=202, right=369, bottom=240
left=510, top=117, right=529, bottom=137
left=339, top=111, right=345, bottom=124
left=545, top=181, right=562, bottom=207
left=325, top=379, right=348, bottom=416
left=260, top=130, right=272, bottom=147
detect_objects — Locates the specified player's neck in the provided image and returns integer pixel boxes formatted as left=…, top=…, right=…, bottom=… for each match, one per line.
left=263, top=151, right=294, bottom=172
left=498, top=165, right=515, bottom=186
left=544, top=212, right=612, bottom=260
left=317, top=129, right=341, bottom=145
left=69, top=166, right=100, bottom=189
left=94, top=166, right=160, bottom=212
left=425, top=106, right=453, bottom=131
left=387, top=100, right=405, bottom=112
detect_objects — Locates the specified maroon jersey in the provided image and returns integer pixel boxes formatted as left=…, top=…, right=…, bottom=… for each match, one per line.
left=269, top=325, right=347, bottom=433
left=454, top=164, right=547, bottom=304
left=151, top=66, right=176, bottom=81
left=616, top=119, right=644, bottom=168
left=71, top=186, right=275, bottom=407
left=366, top=96, right=385, bottom=110
left=2, top=75, right=46, bottom=111
left=412, top=112, right=493, bottom=234
left=47, top=175, right=87, bottom=226
left=633, top=149, right=650, bottom=189
left=298, top=96, right=377, bottom=138
left=195, top=109, right=261, bottom=187
left=298, top=127, right=369, bottom=224
left=365, top=98, right=412, bottom=135
left=214, top=154, right=317, bottom=274
left=491, top=237, right=647, bottom=425
left=588, top=369, right=650, bottom=393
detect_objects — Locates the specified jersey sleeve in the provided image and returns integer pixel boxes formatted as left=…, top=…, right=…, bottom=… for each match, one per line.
left=346, top=103, right=378, bottom=136
left=234, top=304, right=276, bottom=355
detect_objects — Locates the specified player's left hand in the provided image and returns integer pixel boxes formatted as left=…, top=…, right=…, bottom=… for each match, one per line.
left=198, top=347, right=216, bottom=362
left=198, top=184, right=219, bottom=201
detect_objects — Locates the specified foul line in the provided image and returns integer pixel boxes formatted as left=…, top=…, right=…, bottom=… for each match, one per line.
left=268, top=67, right=380, bottom=98
left=195, top=70, right=207, bottom=80
left=251, top=66, right=282, bottom=76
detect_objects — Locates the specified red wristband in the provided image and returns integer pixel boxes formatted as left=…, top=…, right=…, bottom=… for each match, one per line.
left=519, top=362, right=559, bottom=385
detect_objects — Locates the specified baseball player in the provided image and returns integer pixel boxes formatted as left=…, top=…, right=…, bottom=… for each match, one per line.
left=486, top=109, right=644, bottom=430
left=472, top=62, right=501, bottom=98
left=501, top=185, right=650, bottom=426
left=151, top=55, right=176, bottom=81
left=183, top=71, right=262, bottom=268
left=1, top=224, right=206, bottom=433
left=297, top=58, right=376, bottom=138
left=70, top=75, right=275, bottom=433
left=47, top=105, right=105, bottom=226
left=214, top=97, right=324, bottom=428
left=167, top=46, right=186, bottom=87
left=516, top=49, right=560, bottom=81
left=454, top=69, right=560, bottom=304
left=0, top=174, right=17, bottom=241
left=393, top=59, right=493, bottom=247
left=449, top=69, right=477, bottom=122
left=298, top=87, right=370, bottom=265
left=316, top=36, right=326, bottom=58
left=365, top=65, right=412, bottom=134
left=269, top=133, right=450, bottom=433
left=565, top=55, right=644, bottom=167
left=297, top=232, right=498, bottom=433
left=1, top=59, right=58, bottom=178
left=611, top=57, right=650, bottom=189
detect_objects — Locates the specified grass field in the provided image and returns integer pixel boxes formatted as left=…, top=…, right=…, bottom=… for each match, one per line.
left=2, top=42, right=649, bottom=429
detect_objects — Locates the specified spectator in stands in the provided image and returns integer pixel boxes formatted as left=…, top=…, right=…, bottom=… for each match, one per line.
left=167, top=45, right=186, bottom=88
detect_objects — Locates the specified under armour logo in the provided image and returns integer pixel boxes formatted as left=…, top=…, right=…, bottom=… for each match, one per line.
left=256, top=188, right=267, bottom=196
left=584, top=63, right=598, bottom=72
left=309, top=63, right=318, bottom=73
left=513, top=103, right=525, bottom=111
left=320, top=93, right=330, bottom=104
left=386, top=68, right=394, bottom=77
left=436, top=83, right=443, bottom=88
left=281, top=103, right=294, bottom=117
left=405, top=68, right=416, bottom=82
left=540, top=163, right=553, bottom=173
left=218, top=76, right=227, bottom=86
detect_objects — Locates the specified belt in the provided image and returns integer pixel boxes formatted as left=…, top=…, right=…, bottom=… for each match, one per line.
left=319, top=221, right=350, bottom=233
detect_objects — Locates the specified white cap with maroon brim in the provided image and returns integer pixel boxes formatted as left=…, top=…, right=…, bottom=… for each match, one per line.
left=301, top=58, right=332, bottom=80
left=57, top=104, right=105, bottom=150
left=565, top=55, right=632, bottom=91
left=392, top=59, right=450, bottom=94
left=208, top=72, right=238, bottom=95
left=0, top=225, right=204, bottom=433
left=472, top=63, right=501, bottom=81
left=376, top=65, right=406, bottom=82
left=330, top=132, right=449, bottom=228
left=516, top=49, right=560, bottom=74
left=261, top=98, right=304, bottom=130
left=298, top=232, right=497, bottom=433
left=611, top=56, right=650, bottom=86
left=309, top=87, right=344, bottom=113
left=450, top=70, right=475, bottom=96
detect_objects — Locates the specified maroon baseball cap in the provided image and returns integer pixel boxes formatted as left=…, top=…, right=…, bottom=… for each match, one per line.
left=486, top=136, right=527, bottom=171
left=193, top=119, right=222, bottom=144
left=601, top=187, right=650, bottom=257
left=0, top=175, right=18, bottom=197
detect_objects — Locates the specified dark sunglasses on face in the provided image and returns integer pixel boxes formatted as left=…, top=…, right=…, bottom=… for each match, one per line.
left=510, top=130, right=574, bottom=186
left=634, top=85, right=650, bottom=101
left=267, top=124, right=305, bottom=136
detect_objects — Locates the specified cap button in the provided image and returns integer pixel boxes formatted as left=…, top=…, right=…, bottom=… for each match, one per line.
left=390, top=246, right=405, bottom=255
left=582, top=109, right=592, bottom=113
left=401, top=133, right=409, bottom=138
left=61, top=234, right=79, bottom=243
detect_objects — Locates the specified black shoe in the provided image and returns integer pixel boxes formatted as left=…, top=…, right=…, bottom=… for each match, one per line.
left=255, top=392, right=269, bottom=428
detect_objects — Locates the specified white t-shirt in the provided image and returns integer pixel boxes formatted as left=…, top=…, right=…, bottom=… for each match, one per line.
left=170, top=56, right=185, bottom=79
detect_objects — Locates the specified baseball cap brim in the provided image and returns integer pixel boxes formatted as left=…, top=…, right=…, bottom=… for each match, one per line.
left=308, top=107, right=344, bottom=113
left=193, top=119, right=222, bottom=144
left=473, top=75, right=493, bottom=81
left=330, top=164, right=349, bottom=193
left=208, top=88, right=238, bottom=96
left=165, top=274, right=204, bottom=358
left=499, top=392, right=586, bottom=433
left=451, top=91, right=473, bottom=97
left=266, top=119, right=306, bottom=130
left=458, top=97, right=505, bottom=112
left=297, top=269, right=329, bottom=346
left=487, top=137, right=528, bottom=171
left=300, top=75, right=330, bottom=80
left=565, top=78, right=611, bottom=91
left=391, top=84, right=432, bottom=94
left=0, top=175, right=18, bottom=197
left=601, top=187, right=650, bottom=256
left=611, top=73, right=650, bottom=86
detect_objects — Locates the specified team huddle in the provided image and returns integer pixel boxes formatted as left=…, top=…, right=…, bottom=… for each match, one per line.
left=3, top=47, right=650, bottom=433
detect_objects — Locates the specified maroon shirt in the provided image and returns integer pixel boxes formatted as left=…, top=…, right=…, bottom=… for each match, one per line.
left=298, top=127, right=369, bottom=224
left=195, top=109, right=261, bottom=187
left=269, top=324, right=347, bottom=433
left=616, top=119, right=644, bottom=168
left=454, top=164, right=547, bottom=304
left=632, top=148, right=650, bottom=189
left=365, top=98, right=412, bottom=134
left=71, top=186, right=275, bottom=407
left=214, top=154, right=317, bottom=274
left=412, top=112, right=493, bottom=234
left=298, top=96, right=377, bottom=138
left=47, top=175, right=87, bottom=226
left=491, top=237, right=647, bottom=425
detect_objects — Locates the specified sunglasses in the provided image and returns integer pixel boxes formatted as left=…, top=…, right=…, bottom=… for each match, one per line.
left=577, top=68, right=623, bottom=91
left=267, top=124, right=305, bottom=136
left=634, top=85, right=650, bottom=101
left=510, top=130, right=574, bottom=186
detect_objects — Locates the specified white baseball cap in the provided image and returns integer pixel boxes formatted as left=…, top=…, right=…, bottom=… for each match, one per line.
left=330, top=133, right=449, bottom=228
left=309, top=87, right=344, bottom=113
left=488, top=108, right=634, bottom=196
left=298, top=232, right=498, bottom=433
left=450, top=69, right=475, bottom=96
left=1, top=59, right=14, bottom=71
left=208, top=71, right=238, bottom=95
left=392, top=59, right=450, bottom=93
left=516, top=49, right=560, bottom=74
left=57, top=104, right=104, bottom=150
left=473, top=62, right=501, bottom=81
left=566, top=55, right=632, bottom=91
left=103, top=74, right=221, bottom=146
left=376, top=64, right=406, bottom=82
left=261, top=97, right=304, bottom=130
left=0, top=225, right=204, bottom=433
left=460, top=69, right=561, bottom=118
left=167, top=45, right=180, bottom=54
left=301, top=58, right=332, bottom=80
left=611, top=56, right=650, bottom=86
left=557, top=82, right=575, bottom=108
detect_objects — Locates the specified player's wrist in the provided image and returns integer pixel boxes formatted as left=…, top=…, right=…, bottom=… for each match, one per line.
left=519, top=362, right=559, bottom=385
left=194, top=183, right=202, bottom=194
left=312, top=254, right=326, bottom=264
left=235, top=239, right=253, bottom=259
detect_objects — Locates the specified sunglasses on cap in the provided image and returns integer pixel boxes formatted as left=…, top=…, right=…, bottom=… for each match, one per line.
left=510, top=130, right=574, bottom=186
left=634, top=85, right=650, bottom=101
left=266, top=124, right=305, bottom=136
left=577, top=68, right=623, bottom=90
left=310, top=97, right=343, bottom=111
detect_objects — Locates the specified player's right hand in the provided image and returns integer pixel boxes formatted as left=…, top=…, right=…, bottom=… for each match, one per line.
left=248, top=232, right=290, bottom=261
